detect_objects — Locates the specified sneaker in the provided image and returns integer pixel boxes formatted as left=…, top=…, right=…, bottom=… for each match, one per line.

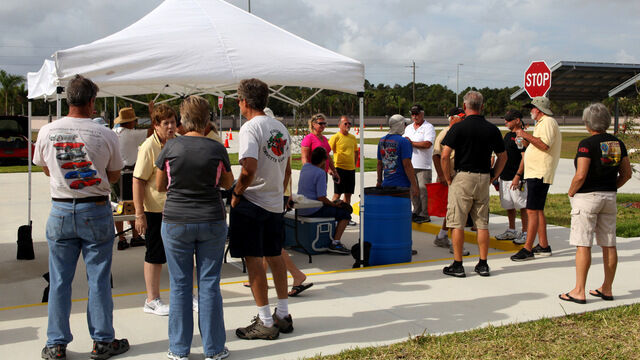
left=532, top=244, right=552, bottom=257
left=474, top=262, right=490, bottom=276
left=144, top=298, right=169, bottom=316
left=272, top=308, right=294, bottom=333
left=42, top=344, right=66, bottom=360
left=90, top=339, right=129, bottom=360
left=348, top=220, right=357, bottom=226
left=205, top=347, right=230, bottom=360
left=442, top=262, right=466, bottom=278
left=413, top=215, right=431, bottom=224
left=328, top=242, right=350, bottom=255
left=167, top=351, right=188, bottom=360
left=236, top=316, right=280, bottom=340
left=448, top=244, right=470, bottom=256
left=513, top=232, right=527, bottom=245
left=117, top=240, right=129, bottom=251
left=433, top=233, right=450, bottom=248
left=129, top=236, right=145, bottom=247
left=495, top=229, right=517, bottom=240
left=193, top=295, right=199, bottom=312
left=510, top=248, right=534, bottom=262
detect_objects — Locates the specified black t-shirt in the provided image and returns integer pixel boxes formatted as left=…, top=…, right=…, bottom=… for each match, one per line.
left=500, top=131, right=526, bottom=181
left=155, top=136, right=232, bottom=223
left=441, top=115, right=505, bottom=173
left=574, top=133, right=627, bottom=193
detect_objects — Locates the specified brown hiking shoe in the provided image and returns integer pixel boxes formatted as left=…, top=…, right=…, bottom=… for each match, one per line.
left=272, top=308, right=293, bottom=334
left=235, top=316, right=279, bottom=340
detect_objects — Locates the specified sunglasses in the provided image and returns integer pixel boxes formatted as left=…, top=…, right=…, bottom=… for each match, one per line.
left=343, top=122, right=352, bottom=126
left=316, top=122, right=327, bottom=126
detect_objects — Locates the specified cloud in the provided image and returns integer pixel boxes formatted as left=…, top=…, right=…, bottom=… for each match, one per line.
left=615, top=50, right=638, bottom=64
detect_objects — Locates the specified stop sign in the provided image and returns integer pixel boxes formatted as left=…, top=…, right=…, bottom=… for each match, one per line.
left=218, top=96, right=224, bottom=110
left=524, top=61, right=551, bottom=98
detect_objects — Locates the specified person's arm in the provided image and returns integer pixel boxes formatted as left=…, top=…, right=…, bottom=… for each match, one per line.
left=491, top=151, right=507, bottom=183
left=317, top=195, right=339, bottom=207
left=328, top=157, right=340, bottom=183
left=402, top=158, right=420, bottom=198
left=107, top=170, right=121, bottom=184
left=616, top=156, right=632, bottom=189
left=231, top=157, right=257, bottom=207
left=441, top=146, right=453, bottom=185
left=301, top=146, right=311, bottom=164
left=376, top=159, right=383, bottom=187
left=567, top=157, right=590, bottom=197
left=515, top=128, right=549, bottom=151
left=219, top=170, right=234, bottom=189
left=283, top=157, right=292, bottom=192
left=133, top=177, right=147, bottom=234
left=432, top=154, right=444, bottom=183
left=510, top=157, right=526, bottom=190
left=156, top=168, right=168, bottom=192
left=42, top=166, right=50, bottom=176
left=405, top=138, right=432, bottom=149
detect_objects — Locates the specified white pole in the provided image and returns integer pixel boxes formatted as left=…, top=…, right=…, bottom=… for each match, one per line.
left=456, top=63, right=463, bottom=107
left=358, top=93, right=365, bottom=266
left=113, top=96, right=117, bottom=120
left=56, top=92, right=61, bottom=119
left=219, top=96, right=223, bottom=133
left=27, top=100, right=32, bottom=225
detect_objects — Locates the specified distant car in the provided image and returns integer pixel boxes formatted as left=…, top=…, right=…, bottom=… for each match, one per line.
left=53, top=142, right=85, bottom=151
left=69, top=178, right=101, bottom=189
left=0, top=116, right=34, bottom=165
left=64, top=169, right=97, bottom=179
left=61, top=161, right=92, bottom=169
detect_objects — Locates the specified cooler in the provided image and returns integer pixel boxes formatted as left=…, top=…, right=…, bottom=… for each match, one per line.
left=284, top=211, right=336, bottom=255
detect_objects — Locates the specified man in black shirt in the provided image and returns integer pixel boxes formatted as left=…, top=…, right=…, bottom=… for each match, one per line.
left=440, top=91, right=506, bottom=277
left=494, top=110, right=529, bottom=244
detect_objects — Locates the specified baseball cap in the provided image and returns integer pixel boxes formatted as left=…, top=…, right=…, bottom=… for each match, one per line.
left=523, top=96, right=554, bottom=116
left=503, top=109, right=523, bottom=121
left=410, top=104, right=424, bottom=115
left=447, top=107, right=465, bottom=118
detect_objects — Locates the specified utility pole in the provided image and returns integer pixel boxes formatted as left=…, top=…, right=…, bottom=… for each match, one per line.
left=248, top=0, right=251, bottom=13
left=406, top=61, right=416, bottom=103
left=456, top=63, right=463, bottom=107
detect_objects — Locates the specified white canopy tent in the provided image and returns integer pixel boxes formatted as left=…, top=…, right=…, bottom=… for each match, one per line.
left=26, top=0, right=369, bottom=263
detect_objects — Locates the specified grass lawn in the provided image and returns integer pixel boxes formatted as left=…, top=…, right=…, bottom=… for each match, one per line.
left=0, top=164, right=43, bottom=173
left=308, top=303, right=640, bottom=359
left=489, top=193, right=640, bottom=238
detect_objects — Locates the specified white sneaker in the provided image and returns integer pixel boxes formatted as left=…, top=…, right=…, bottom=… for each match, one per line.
left=167, top=351, right=188, bottom=360
left=144, top=298, right=170, bottom=316
left=205, top=347, right=230, bottom=360
left=192, top=295, right=198, bottom=312
left=433, top=233, right=450, bottom=248
left=495, top=229, right=518, bottom=240
left=513, top=232, right=527, bottom=245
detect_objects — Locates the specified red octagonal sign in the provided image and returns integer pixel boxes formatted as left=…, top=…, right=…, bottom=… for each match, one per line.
left=524, top=61, right=551, bottom=98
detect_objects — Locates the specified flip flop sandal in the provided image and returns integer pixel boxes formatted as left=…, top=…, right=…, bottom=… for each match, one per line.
left=589, top=289, right=614, bottom=301
left=289, top=282, right=313, bottom=297
left=559, top=293, right=586, bottom=304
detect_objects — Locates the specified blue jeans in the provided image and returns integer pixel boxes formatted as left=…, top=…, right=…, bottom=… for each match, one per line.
left=46, top=200, right=115, bottom=346
left=161, top=220, right=227, bottom=357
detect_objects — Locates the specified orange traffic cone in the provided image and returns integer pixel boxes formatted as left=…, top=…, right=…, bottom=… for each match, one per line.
left=224, top=138, right=230, bottom=148
left=363, top=123, right=366, bottom=129
left=380, top=124, right=383, bottom=130
left=356, top=128, right=359, bottom=135
left=229, top=129, right=233, bottom=140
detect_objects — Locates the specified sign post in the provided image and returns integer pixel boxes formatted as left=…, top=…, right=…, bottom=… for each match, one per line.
left=524, top=61, right=551, bottom=98
left=218, top=96, right=223, bottom=134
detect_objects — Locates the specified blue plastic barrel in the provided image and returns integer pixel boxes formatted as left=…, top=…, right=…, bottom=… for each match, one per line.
left=363, top=187, right=412, bottom=265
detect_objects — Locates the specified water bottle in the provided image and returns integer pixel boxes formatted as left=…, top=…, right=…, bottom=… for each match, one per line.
left=516, top=136, right=524, bottom=150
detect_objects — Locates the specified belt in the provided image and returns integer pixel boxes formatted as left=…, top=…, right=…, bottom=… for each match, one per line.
left=457, top=170, right=488, bottom=175
left=52, top=196, right=109, bottom=203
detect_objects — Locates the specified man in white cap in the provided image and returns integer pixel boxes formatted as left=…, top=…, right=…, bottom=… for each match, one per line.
left=510, top=96, right=561, bottom=261
left=376, top=114, right=419, bottom=198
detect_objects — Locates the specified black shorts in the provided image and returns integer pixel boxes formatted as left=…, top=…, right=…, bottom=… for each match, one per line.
left=229, top=197, right=284, bottom=258
left=334, top=168, right=355, bottom=195
left=111, top=171, right=134, bottom=201
left=144, top=211, right=167, bottom=264
left=526, top=178, right=550, bottom=210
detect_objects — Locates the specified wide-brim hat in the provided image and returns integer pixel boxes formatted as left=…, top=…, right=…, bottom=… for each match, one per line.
left=523, top=96, right=553, bottom=116
left=114, top=107, right=138, bottom=124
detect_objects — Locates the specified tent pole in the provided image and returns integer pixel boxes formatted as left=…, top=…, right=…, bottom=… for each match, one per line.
left=219, top=95, right=223, bottom=133
left=614, top=97, right=619, bottom=134
left=56, top=86, right=63, bottom=119
left=357, top=92, right=365, bottom=267
left=28, top=100, right=33, bottom=226
left=113, top=96, right=117, bottom=120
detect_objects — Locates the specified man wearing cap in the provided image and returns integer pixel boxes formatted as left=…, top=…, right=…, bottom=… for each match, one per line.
left=440, top=91, right=506, bottom=277
left=330, top=116, right=358, bottom=207
left=113, top=107, right=150, bottom=249
left=34, top=75, right=130, bottom=360
left=510, top=96, right=561, bottom=261
left=432, top=107, right=469, bottom=256
left=403, top=104, right=436, bottom=223
left=377, top=114, right=419, bottom=197
left=494, top=110, right=529, bottom=245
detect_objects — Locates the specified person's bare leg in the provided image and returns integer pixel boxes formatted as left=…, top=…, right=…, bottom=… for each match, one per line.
left=265, top=255, right=288, bottom=300
left=507, top=209, right=516, bottom=230
left=331, top=193, right=341, bottom=202
left=334, top=219, right=349, bottom=241
left=144, top=262, right=162, bottom=301
left=281, top=249, right=306, bottom=286
left=520, top=208, right=528, bottom=233
left=477, top=229, right=489, bottom=260
left=343, top=193, right=352, bottom=204
left=451, top=228, right=465, bottom=262
left=130, top=220, right=139, bottom=238
left=537, top=211, right=549, bottom=248
left=599, top=246, right=618, bottom=297
left=245, top=256, right=269, bottom=306
left=566, top=246, right=590, bottom=300
left=524, top=209, right=539, bottom=251
left=115, top=221, right=126, bottom=241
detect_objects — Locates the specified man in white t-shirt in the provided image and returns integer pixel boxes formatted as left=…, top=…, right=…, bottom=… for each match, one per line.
left=229, top=78, right=293, bottom=340
left=404, top=104, right=436, bottom=223
left=34, top=75, right=129, bottom=360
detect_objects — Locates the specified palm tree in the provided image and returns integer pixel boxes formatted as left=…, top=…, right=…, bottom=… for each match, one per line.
left=0, top=70, right=26, bottom=115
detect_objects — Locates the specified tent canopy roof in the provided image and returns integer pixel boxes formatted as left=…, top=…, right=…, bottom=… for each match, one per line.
left=28, top=0, right=364, bottom=99
left=510, top=61, right=640, bottom=101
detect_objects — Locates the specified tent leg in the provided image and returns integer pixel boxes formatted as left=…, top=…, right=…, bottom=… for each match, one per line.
left=358, top=92, right=365, bottom=267
left=614, top=97, right=619, bottom=134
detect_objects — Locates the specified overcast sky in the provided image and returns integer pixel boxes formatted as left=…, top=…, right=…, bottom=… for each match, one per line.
left=2, top=0, right=639, bottom=91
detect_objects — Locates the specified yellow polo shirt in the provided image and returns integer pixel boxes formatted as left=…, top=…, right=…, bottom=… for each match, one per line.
left=433, top=126, right=455, bottom=177
left=523, top=115, right=561, bottom=184
left=133, top=132, right=167, bottom=213
left=329, top=131, right=358, bottom=170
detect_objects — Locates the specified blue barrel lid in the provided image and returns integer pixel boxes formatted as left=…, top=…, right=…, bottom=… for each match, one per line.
left=364, top=186, right=410, bottom=198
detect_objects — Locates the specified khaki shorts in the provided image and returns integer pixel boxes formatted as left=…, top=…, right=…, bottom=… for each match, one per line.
left=446, top=171, right=490, bottom=229
left=569, top=192, right=617, bottom=247
left=499, top=179, right=527, bottom=210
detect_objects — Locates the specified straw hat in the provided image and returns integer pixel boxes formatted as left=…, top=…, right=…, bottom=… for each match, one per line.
left=114, top=107, right=138, bottom=124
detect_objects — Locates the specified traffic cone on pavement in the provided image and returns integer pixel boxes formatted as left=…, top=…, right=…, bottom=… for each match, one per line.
left=229, top=129, right=233, bottom=140
left=224, top=138, right=230, bottom=148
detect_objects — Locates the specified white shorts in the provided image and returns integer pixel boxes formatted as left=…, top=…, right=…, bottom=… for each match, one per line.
left=569, top=192, right=617, bottom=248
left=499, top=178, right=527, bottom=210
